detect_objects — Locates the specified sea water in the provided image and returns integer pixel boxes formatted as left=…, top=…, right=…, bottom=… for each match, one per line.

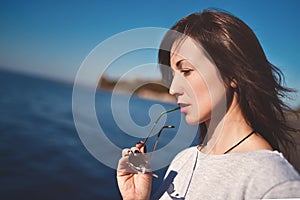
left=0, top=70, right=199, bottom=199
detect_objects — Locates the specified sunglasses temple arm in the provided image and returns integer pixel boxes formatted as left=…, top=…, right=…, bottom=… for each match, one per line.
left=149, top=125, right=175, bottom=159
left=149, top=128, right=163, bottom=159
left=142, top=106, right=180, bottom=145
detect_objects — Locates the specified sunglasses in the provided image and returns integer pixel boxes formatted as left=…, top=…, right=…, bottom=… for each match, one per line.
left=127, top=106, right=180, bottom=178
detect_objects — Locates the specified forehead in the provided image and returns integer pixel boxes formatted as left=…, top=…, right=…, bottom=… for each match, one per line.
left=170, top=37, right=208, bottom=67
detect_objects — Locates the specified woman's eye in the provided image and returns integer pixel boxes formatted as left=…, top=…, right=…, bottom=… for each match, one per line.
left=181, top=69, right=192, bottom=75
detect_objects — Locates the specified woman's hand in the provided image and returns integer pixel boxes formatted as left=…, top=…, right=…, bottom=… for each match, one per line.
left=117, top=142, right=152, bottom=200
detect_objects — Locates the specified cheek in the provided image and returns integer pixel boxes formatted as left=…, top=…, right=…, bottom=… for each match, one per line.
left=200, top=77, right=227, bottom=125
left=208, top=79, right=227, bottom=109
left=189, top=75, right=225, bottom=124
left=196, top=86, right=212, bottom=122
left=186, top=80, right=212, bottom=124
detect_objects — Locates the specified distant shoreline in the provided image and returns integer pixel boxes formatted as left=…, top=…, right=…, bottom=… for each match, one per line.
left=98, top=76, right=176, bottom=104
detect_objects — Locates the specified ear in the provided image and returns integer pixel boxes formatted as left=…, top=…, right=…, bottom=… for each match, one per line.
left=230, top=78, right=237, bottom=88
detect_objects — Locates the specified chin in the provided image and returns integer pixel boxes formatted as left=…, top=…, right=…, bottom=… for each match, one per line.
left=185, top=115, right=200, bottom=125
left=184, top=111, right=209, bottom=125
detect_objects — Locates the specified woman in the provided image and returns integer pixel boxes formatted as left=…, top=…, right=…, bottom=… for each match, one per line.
left=117, top=9, right=300, bottom=199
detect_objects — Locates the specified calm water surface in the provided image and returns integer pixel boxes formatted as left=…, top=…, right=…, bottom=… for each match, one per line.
left=0, top=70, right=198, bottom=200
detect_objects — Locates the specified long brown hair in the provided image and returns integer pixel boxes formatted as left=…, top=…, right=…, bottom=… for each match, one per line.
left=158, top=9, right=298, bottom=155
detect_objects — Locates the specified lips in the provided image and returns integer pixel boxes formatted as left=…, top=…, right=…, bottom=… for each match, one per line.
left=178, top=103, right=190, bottom=113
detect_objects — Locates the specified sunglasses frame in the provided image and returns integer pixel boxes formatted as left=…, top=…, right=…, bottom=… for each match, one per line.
left=127, top=107, right=180, bottom=175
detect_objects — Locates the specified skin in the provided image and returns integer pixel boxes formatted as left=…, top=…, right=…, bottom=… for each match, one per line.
left=116, top=37, right=272, bottom=200
left=117, top=142, right=152, bottom=200
left=169, top=37, right=272, bottom=154
left=169, top=37, right=226, bottom=126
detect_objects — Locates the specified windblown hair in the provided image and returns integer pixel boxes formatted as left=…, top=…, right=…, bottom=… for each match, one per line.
left=158, top=9, right=298, bottom=155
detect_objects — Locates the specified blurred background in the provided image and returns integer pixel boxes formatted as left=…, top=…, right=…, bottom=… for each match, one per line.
left=0, top=0, right=299, bottom=199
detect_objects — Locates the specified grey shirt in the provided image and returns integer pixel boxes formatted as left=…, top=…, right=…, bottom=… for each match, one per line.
left=154, top=147, right=300, bottom=199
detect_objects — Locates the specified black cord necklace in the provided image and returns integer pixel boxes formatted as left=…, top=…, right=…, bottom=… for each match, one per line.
left=223, top=130, right=255, bottom=154
left=198, top=130, right=256, bottom=154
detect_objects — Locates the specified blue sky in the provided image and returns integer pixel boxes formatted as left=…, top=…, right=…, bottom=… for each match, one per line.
left=0, top=0, right=300, bottom=107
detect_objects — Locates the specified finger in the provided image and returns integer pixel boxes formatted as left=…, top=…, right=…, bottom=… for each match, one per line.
left=122, top=148, right=132, bottom=157
left=130, top=147, right=141, bottom=156
left=140, top=144, right=147, bottom=153
left=136, top=141, right=147, bottom=153
left=135, top=141, right=144, bottom=149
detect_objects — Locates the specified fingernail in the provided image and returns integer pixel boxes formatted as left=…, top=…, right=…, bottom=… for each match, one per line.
left=134, top=150, right=140, bottom=154
left=136, top=141, right=143, bottom=145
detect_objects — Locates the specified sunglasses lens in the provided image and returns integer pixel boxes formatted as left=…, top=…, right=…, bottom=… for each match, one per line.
left=127, top=125, right=175, bottom=173
left=128, top=153, right=150, bottom=173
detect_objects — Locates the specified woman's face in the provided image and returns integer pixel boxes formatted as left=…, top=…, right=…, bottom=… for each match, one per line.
left=169, top=37, right=226, bottom=125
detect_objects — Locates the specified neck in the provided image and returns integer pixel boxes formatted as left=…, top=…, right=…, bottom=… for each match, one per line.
left=201, top=94, right=253, bottom=154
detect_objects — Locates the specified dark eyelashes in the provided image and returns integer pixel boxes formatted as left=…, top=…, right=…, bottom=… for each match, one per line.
left=169, top=68, right=193, bottom=76
left=181, top=69, right=191, bottom=72
left=180, top=69, right=192, bottom=74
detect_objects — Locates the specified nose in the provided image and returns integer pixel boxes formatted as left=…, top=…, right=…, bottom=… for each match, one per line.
left=169, top=74, right=183, bottom=97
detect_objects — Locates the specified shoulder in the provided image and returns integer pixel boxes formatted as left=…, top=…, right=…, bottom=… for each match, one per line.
left=249, top=151, right=299, bottom=178
left=262, top=180, right=300, bottom=198
left=210, top=150, right=300, bottom=198
left=242, top=150, right=300, bottom=198
left=239, top=132, right=273, bottom=152
left=234, top=150, right=299, bottom=180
